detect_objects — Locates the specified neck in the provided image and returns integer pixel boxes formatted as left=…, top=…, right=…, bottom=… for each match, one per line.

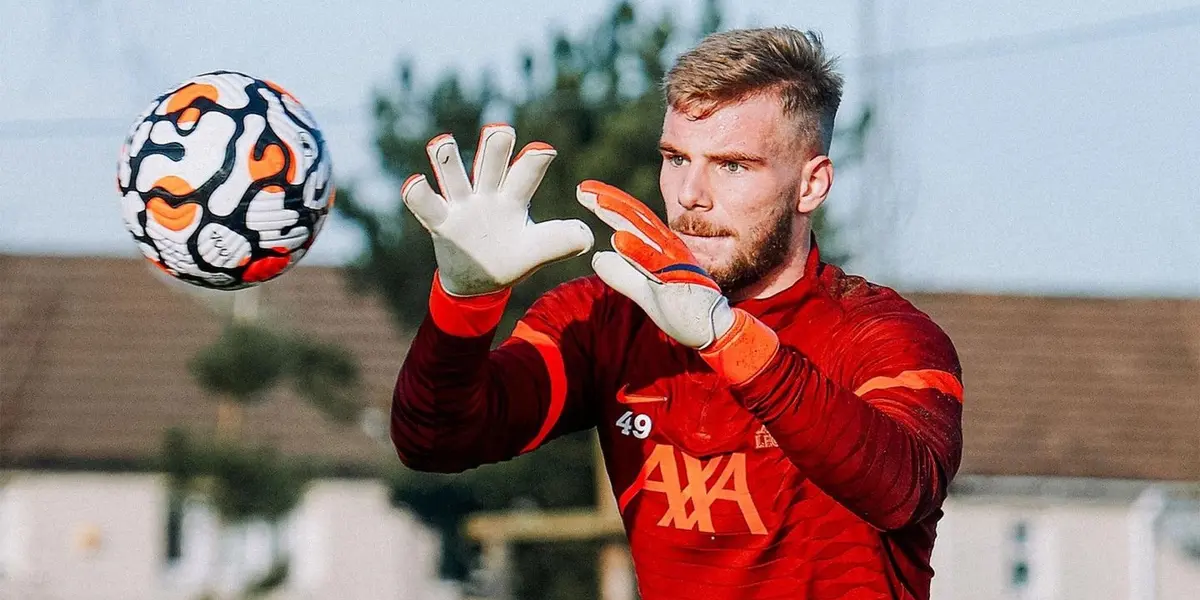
left=727, top=228, right=812, bottom=302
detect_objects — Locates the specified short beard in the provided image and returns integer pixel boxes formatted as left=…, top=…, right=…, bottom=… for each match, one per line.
left=710, top=203, right=793, bottom=295
left=669, top=199, right=795, bottom=296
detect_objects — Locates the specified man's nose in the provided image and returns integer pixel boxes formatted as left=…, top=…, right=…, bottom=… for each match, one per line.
left=676, top=166, right=711, bottom=210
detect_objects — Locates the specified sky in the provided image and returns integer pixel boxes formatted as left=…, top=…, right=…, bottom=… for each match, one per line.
left=2, top=0, right=1198, bottom=297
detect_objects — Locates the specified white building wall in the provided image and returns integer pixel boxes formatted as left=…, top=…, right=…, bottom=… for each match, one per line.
left=0, top=472, right=165, bottom=600
left=1159, top=538, right=1200, bottom=599
left=932, top=492, right=1200, bottom=600
left=0, top=471, right=457, bottom=600
left=283, top=479, right=459, bottom=600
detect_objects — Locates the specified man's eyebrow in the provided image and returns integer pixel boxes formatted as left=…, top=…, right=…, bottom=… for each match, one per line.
left=706, top=150, right=766, bottom=164
left=658, top=143, right=766, bottom=165
left=658, top=141, right=684, bottom=155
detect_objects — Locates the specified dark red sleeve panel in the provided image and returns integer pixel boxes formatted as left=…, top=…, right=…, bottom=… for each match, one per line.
left=391, top=276, right=606, bottom=473
left=732, top=310, right=964, bottom=531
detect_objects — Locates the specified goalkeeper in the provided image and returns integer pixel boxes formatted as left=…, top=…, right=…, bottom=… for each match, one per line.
left=392, top=27, right=963, bottom=600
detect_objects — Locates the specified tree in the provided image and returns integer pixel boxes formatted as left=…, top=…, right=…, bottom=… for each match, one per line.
left=338, top=1, right=871, bottom=597
left=160, top=427, right=307, bottom=599
left=189, top=320, right=363, bottom=436
left=170, top=295, right=365, bottom=598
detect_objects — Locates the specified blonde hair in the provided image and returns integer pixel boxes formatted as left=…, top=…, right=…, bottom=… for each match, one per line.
left=664, top=27, right=844, bottom=153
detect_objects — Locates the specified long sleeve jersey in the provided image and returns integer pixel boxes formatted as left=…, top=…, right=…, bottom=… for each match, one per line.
left=392, top=241, right=964, bottom=600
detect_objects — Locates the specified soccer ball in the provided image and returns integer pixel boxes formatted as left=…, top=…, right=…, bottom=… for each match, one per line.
left=116, top=71, right=333, bottom=290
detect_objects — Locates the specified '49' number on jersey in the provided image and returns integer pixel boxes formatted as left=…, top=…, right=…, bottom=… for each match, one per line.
left=616, top=410, right=652, bottom=439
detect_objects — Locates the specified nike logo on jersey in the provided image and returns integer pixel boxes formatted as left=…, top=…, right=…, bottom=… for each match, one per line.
left=616, top=385, right=667, bottom=405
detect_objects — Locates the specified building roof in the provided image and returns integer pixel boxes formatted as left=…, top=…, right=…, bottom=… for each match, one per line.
left=908, top=291, right=1200, bottom=482
left=2, top=254, right=1199, bottom=482
left=0, top=253, right=405, bottom=473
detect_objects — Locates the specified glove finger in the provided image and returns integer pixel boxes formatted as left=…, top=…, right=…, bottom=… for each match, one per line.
left=577, top=180, right=674, bottom=248
left=576, top=183, right=663, bottom=253
left=502, top=142, right=557, bottom=206
left=611, top=231, right=668, bottom=281
left=591, top=251, right=656, bottom=308
left=401, top=174, right=448, bottom=230
left=472, top=123, right=515, bottom=192
left=613, top=231, right=718, bottom=290
left=526, top=218, right=595, bottom=267
left=426, top=133, right=472, bottom=200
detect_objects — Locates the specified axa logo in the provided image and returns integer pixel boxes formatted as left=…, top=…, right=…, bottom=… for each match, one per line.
left=619, top=443, right=766, bottom=535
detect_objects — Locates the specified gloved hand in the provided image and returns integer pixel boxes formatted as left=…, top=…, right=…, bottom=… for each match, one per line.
left=402, top=124, right=595, bottom=297
left=576, top=180, right=736, bottom=349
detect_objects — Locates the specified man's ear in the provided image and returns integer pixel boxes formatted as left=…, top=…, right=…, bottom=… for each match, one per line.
left=797, top=155, right=833, bottom=214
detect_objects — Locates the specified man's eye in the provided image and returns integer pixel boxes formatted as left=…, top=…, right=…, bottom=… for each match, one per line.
left=723, top=162, right=743, bottom=173
left=670, top=155, right=686, bottom=167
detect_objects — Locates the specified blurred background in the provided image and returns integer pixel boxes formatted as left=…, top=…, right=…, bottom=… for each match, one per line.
left=2, top=1, right=1199, bottom=599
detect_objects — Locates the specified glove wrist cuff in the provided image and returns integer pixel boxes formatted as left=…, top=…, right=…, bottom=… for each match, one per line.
left=699, top=309, right=780, bottom=386
left=709, top=298, right=736, bottom=343
left=429, top=272, right=511, bottom=338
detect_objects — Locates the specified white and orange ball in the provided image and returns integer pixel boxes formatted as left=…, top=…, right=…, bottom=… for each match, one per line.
left=117, top=71, right=333, bottom=289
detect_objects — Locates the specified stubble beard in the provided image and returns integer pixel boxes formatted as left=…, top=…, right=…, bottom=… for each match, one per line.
left=670, top=198, right=795, bottom=296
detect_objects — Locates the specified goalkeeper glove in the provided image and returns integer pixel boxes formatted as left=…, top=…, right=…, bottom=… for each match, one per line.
left=576, top=180, right=781, bottom=383
left=575, top=180, right=736, bottom=349
left=402, top=124, right=595, bottom=297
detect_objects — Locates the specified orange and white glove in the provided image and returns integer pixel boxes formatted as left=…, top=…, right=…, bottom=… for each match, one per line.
left=402, top=124, right=594, bottom=297
left=576, top=180, right=736, bottom=349
left=577, top=180, right=781, bottom=382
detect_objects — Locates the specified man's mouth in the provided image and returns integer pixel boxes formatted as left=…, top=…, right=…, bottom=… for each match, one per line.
left=669, top=215, right=732, bottom=239
left=675, top=232, right=733, bottom=253
left=672, top=226, right=733, bottom=240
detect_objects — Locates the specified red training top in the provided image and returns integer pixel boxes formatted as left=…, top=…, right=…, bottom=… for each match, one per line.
left=392, top=241, right=964, bottom=599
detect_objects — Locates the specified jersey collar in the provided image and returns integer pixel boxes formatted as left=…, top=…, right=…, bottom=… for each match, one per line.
left=729, top=232, right=824, bottom=315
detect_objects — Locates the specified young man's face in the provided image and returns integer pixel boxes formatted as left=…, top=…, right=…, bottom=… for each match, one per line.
left=658, top=93, right=813, bottom=294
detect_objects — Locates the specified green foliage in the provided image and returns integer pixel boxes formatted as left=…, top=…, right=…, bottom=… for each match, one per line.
left=189, top=323, right=287, bottom=403
left=162, top=428, right=301, bottom=598
left=161, top=428, right=310, bottom=524
left=162, top=426, right=200, bottom=485
left=189, top=322, right=362, bottom=423
left=288, top=335, right=362, bottom=424
left=514, top=540, right=604, bottom=600
left=245, top=561, right=290, bottom=597
left=180, top=319, right=362, bottom=597
left=208, top=442, right=308, bottom=522
left=387, top=431, right=598, bottom=581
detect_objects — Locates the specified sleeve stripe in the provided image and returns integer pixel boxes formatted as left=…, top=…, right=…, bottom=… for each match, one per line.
left=428, top=273, right=510, bottom=338
left=854, top=369, right=963, bottom=402
left=512, top=321, right=569, bottom=453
